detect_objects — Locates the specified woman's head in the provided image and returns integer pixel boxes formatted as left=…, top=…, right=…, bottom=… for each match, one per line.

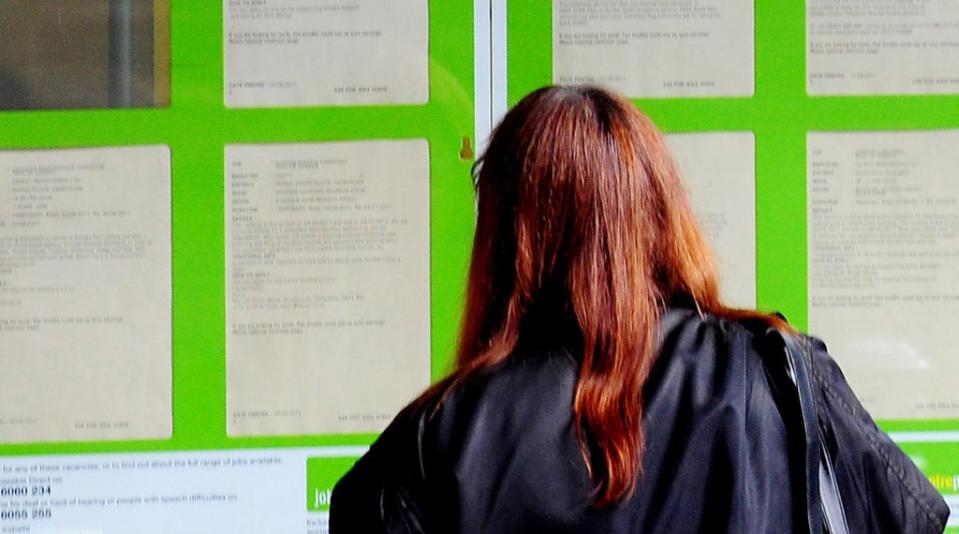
left=463, top=85, right=720, bottom=353
left=454, top=85, right=727, bottom=505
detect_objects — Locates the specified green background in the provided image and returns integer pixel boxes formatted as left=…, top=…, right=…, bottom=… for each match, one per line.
left=306, top=456, right=360, bottom=512
left=0, top=0, right=475, bottom=457
left=507, top=0, right=958, bottom=522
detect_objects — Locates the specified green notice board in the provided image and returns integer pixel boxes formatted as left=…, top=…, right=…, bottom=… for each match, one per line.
left=507, top=0, right=958, bottom=525
left=0, top=0, right=957, bottom=529
left=0, top=1, right=474, bottom=531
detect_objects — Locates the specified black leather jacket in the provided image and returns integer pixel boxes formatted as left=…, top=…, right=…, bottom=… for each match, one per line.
left=330, top=307, right=950, bottom=533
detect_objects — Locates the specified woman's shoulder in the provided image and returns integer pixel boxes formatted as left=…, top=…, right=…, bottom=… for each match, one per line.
left=450, top=343, right=580, bottom=411
left=421, top=343, right=583, bottom=464
left=361, top=307, right=788, bottom=457
left=331, top=310, right=800, bottom=532
left=409, top=308, right=783, bottom=451
left=658, top=305, right=774, bottom=364
left=330, top=345, right=589, bottom=533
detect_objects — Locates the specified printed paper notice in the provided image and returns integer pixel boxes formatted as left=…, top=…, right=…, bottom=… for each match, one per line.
left=807, top=0, right=959, bottom=95
left=0, top=146, right=172, bottom=443
left=0, top=448, right=364, bottom=534
left=226, top=140, right=430, bottom=436
left=224, top=0, right=429, bottom=107
left=553, top=0, right=754, bottom=97
left=667, top=133, right=756, bottom=307
left=808, top=131, right=959, bottom=419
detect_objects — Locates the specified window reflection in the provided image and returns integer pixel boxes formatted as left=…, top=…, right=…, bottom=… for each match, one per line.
left=0, top=0, right=169, bottom=111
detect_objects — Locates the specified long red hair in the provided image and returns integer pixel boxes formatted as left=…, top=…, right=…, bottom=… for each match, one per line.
left=436, top=86, right=783, bottom=506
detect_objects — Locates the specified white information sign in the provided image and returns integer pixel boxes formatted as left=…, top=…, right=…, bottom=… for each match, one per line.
left=226, top=140, right=431, bottom=436
left=667, top=132, right=756, bottom=308
left=224, top=0, right=429, bottom=107
left=0, top=447, right=954, bottom=532
left=553, top=0, right=755, bottom=97
left=807, top=0, right=959, bottom=95
left=808, top=130, right=959, bottom=419
left=0, top=448, right=365, bottom=534
left=0, top=146, right=172, bottom=444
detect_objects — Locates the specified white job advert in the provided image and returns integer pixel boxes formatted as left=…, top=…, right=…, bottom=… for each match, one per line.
left=667, top=132, right=756, bottom=308
left=553, top=0, right=754, bottom=97
left=808, top=130, right=959, bottom=419
left=0, top=146, right=172, bottom=443
left=226, top=140, right=431, bottom=436
left=807, top=0, right=959, bottom=95
left=224, top=0, right=429, bottom=107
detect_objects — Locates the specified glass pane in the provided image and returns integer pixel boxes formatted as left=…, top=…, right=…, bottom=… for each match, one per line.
left=0, top=0, right=170, bottom=110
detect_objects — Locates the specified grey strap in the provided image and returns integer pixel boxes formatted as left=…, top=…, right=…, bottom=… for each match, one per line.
left=818, top=438, right=850, bottom=534
left=784, top=335, right=851, bottom=534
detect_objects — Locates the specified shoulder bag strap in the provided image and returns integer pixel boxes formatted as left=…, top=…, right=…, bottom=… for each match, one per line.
left=779, top=332, right=851, bottom=534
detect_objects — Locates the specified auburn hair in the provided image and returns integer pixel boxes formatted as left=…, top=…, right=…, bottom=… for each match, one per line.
left=432, top=86, right=784, bottom=507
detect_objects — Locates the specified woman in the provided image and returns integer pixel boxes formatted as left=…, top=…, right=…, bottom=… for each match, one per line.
left=330, top=86, right=949, bottom=533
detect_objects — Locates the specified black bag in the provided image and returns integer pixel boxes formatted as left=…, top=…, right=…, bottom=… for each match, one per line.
left=764, top=328, right=950, bottom=534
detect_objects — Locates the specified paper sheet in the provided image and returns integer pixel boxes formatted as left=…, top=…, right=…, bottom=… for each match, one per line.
left=666, top=132, right=756, bottom=308
left=226, top=140, right=431, bottom=436
left=224, top=0, right=429, bottom=107
left=807, top=0, right=959, bottom=95
left=0, top=146, right=172, bottom=443
left=808, top=130, right=959, bottom=419
left=553, top=0, right=754, bottom=97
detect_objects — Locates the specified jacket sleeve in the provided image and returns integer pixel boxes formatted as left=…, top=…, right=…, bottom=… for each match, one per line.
left=804, top=336, right=951, bottom=534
